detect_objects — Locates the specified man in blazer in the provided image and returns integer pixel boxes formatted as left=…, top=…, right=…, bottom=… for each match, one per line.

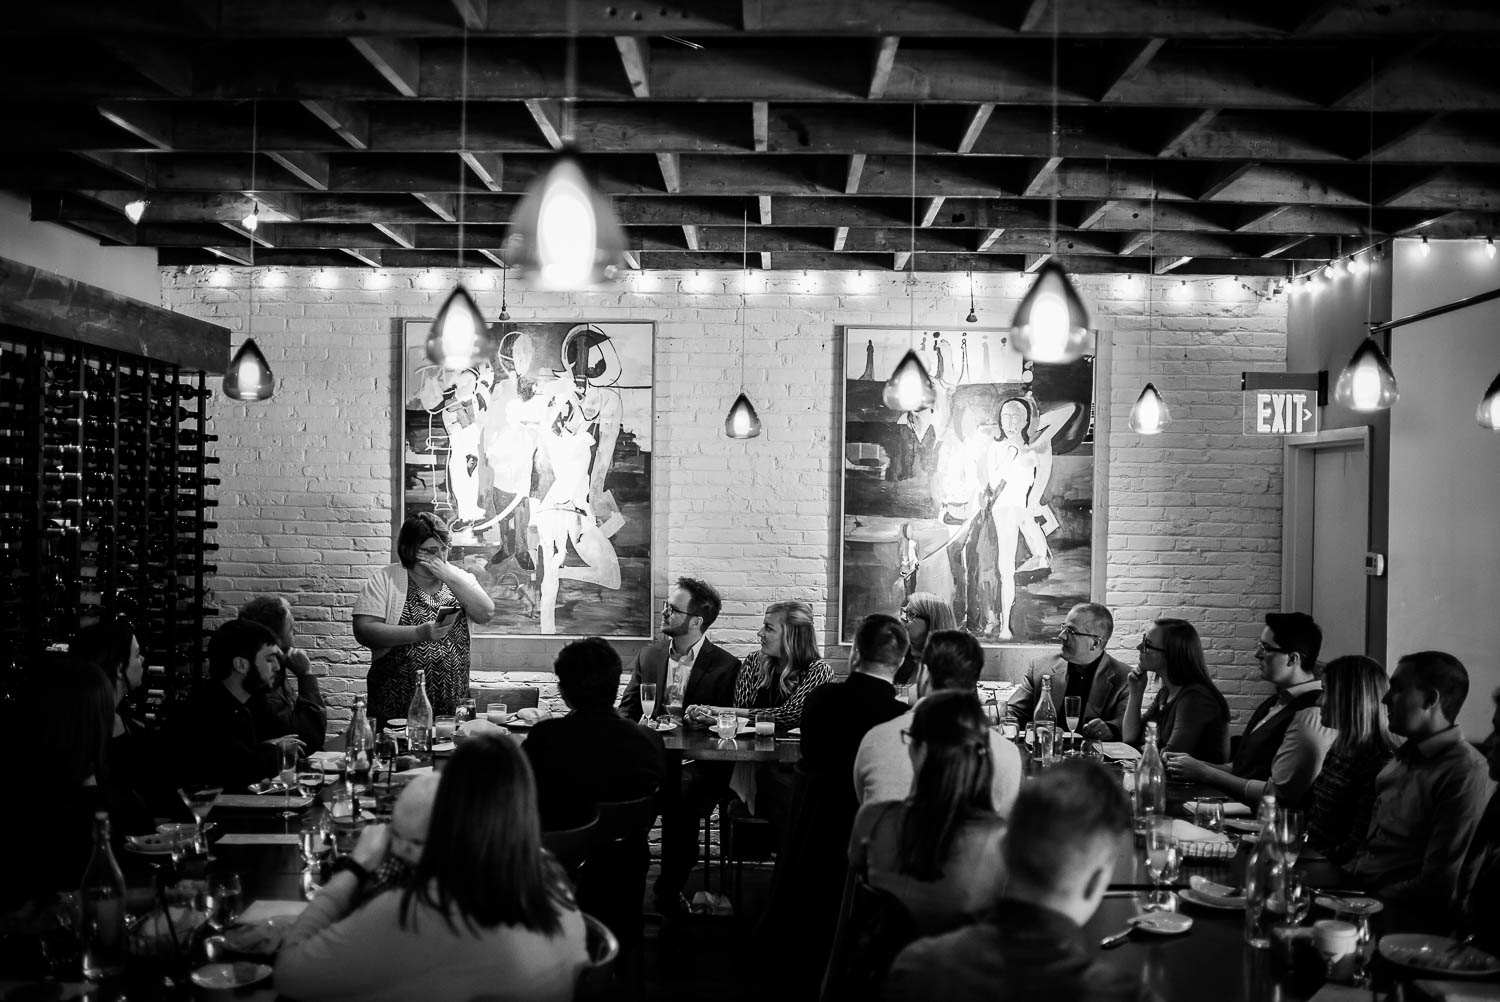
left=1007, top=602, right=1132, bottom=742
left=618, top=576, right=742, bottom=911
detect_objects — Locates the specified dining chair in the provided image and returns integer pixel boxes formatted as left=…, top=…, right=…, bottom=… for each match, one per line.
left=573, top=912, right=622, bottom=1001
left=819, top=871, right=917, bottom=1002
left=580, top=790, right=659, bottom=998
left=542, top=813, right=599, bottom=882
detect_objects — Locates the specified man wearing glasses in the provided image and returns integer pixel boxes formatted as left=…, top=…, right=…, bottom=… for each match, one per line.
left=1007, top=603, right=1131, bottom=742
left=617, top=576, right=741, bottom=912
left=1165, top=612, right=1335, bottom=808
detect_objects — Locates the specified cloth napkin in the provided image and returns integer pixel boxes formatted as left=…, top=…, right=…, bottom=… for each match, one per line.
left=1170, top=819, right=1230, bottom=843
left=214, top=833, right=299, bottom=847
left=1098, top=742, right=1142, bottom=761
left=238, top=899, right=309, bottom=924
left=1183, top=799, right=1252, bottom=818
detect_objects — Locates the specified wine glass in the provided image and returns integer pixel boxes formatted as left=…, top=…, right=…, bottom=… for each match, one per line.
left=1273, top=807, right=1305, bottom=866
left=298, top=820, right=328, bottom=868
left=640, top=683, right=658, bottom=726
left=454, top=698, right=476, bottom=724
left=1063, top=696, right=1082, bottom=753
left=1271, top=868, right=1311, bottom=929
left=178, top=785, right=222, bottom=860
left=374, top=733, right=399, bottom=794
left=1144, top=817, right=1181, bottom=911
left=203, top=872, right=242, bottom=931
left=279, top=743, right=300, bottom=818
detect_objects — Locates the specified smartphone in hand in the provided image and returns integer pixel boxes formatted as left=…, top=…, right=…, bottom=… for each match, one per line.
left=435, top=606, right=462, bottom=628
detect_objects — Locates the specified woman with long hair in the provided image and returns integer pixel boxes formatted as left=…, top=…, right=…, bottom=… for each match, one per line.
left=694, top=600, right=834, bottom=728
left=1305, top=655, right=1398, bottom=864
left=1121, top=618, right=1230, bottom=761
left=848, top=690, right=1005, bottom=933
left=894, top=592, right=958, bottom=688
left=276, top=734, right=587, bottom=1002
left=70, top=614, right=148, bottom=736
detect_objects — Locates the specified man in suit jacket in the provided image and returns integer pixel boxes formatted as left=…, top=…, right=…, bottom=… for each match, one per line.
left=617, top=576, right=742, bottom=911
left=1007, top=603, right=1131, bottom=741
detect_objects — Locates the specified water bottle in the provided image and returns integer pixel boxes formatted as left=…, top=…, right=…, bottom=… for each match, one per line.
left=407, top=669, right=434, bottom=754
left=1244, top=794, right=1281, bottom=948
left=1034, top=679, right=1057, bottom=757
left=345, top=696, right=374, bottom=793
left=1135, top=722, right=1166, bottom=830
left=80, top=812, right=127, bottom=981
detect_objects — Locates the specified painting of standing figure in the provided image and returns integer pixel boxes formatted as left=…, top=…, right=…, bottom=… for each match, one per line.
left=839, top=326, right=1097, bottom=645
left=400, top=319, right=654, bottom=639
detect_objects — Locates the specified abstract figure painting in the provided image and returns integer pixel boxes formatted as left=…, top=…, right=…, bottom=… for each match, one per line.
left=839, top=327, right=1098, bottom=645
left=400, top=319, right=654, bottom=638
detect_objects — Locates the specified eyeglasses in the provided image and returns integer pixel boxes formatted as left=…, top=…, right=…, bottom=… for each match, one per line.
left=416, top=543, right=447, bottom=556
left=1136, top=640, right=1165, bottom=653
left=899, top=609, right=929, bottom=623
left=1255, top=641, right=1291, bottom=656
left=662, top=601, right=692, bottom=618
left=1060, top=624, right=1101, bottom=640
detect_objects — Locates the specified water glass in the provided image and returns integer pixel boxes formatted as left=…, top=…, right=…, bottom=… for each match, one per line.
left=716, top=711, right=739, bottom=740
left=1144, top=817, right=1181, bottom=910
left=485, top=702, right=509, bottom=726
left=299, top=820, right=328, bottom=868
left=297, top=771, right=325, bottom=797
left=434, top=715, right=456, bottom=742
left=1271, top=868, right=1310, bottom=928
left=1036, top=723, right=1056, bottom=766
left=1194, top=797, right=1226, bottom=834
left=454, top=698, right=477, bottom=723
left=204, top=873, right=242, bottom=930
left=1274, top=807, right=1305, bottom=865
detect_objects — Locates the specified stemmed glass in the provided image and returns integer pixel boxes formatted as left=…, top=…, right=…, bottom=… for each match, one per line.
left=640, top=683, right=658, bottom=727
left=1273, top=807, right=1305, bottom=865
left=1271, top=868, right=1310, bottom=930
left=1064, top=696, right=1082, bottom=753
left=1143, top=816, right=1181, bottom=911
left=279, top=743, right=300, bottom=818
left=178, top=785, right=222, bottom=860
left=203, top=872, right=242, bottom=932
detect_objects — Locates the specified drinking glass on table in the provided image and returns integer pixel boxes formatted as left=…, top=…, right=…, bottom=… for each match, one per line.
left=203, top=872, right=242, bottom=931
left=485, top=702, right=509, bottom=726
left=1270, top=868, right=1310, bottom=929
left=454, top=698, right=477, bottom=724
left=373, top=733, right=398, bottom=788
left=1063, top=696, right=1082, bottom=754
left=279, top=743, right=300, bottom=818
left=716, top=711, right=739, bottom=740
left=665, top=682, right=684, bottom=722
left=1273, top=807, right=1305, bottom=865
left=178, top=785, right=222, bottom=860
left=640, top=683, right=658, bottom=726
left=434, top=715, right=456, bottom=743
left=297, top=771, right=324, bottom=798
left=1193, top=797, right=1226, bottom=834
left=1143, top=816, right=1181, bottom=911
left=299, top=819, right=328, bottom=868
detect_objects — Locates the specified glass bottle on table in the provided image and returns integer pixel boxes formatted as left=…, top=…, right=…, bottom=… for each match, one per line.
left=1034, top=679, right=1057, bottom=747
left=345, top=696, right=374, bottom=794
left=407, top=669, right=433, bottom=755
left=1244, top=793, right=1281, bottom=948
left=79, top=811, right=126, bottom=982
left=1135, top=722, right=1166, bottom=831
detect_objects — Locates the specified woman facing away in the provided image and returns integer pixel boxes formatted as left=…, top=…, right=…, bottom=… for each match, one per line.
left=1304, top=655, right=1398, bottom=865
left=848, top=690, right=1006, bottom=934
left=894, top=592, right=958, bottom=688
left=275, top=734, right=588, bottom=1002
left=352, top=512, right=495, bottom=728
left=1121, top=617, right=1231, bottom=762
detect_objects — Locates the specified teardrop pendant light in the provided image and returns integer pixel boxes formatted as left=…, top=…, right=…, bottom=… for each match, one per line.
left=884, top=104, right=937, bottom=414
left=508, top=155, right=627, bottom=291
left=124, top=198, right=149, bottom=224
left=223, top=339, right=275, bottom=401
left=1475, top=372, right=1500, bottom=431
left=966, top=270, right=978, bottom=323
left=427, top=285, right=489, bottom=371
left=1333, top=336, right=1399, bottom=412
left=725, top=392, right=762, bottom=439
left=725, top=210, right=762, bottom=439
left=1129, top=382, right=1171, bottom=435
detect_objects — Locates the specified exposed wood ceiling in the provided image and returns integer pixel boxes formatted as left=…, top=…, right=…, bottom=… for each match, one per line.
left=6, top=0, right=1500, bottom=275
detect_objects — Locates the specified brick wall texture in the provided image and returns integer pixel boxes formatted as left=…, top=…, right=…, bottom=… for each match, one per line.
left=160, top=267, right=1289, bottom=726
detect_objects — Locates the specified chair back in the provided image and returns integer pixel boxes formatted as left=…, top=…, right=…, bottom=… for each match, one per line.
left=819, top=873, right=918, bottom=1002
left=578, top=790, right=658, bottom=949
left=471, top=685, right=540, bottom=712
left=574, top=912, right=621, bottom=1001
left=542, top=813, right=598, bottom=881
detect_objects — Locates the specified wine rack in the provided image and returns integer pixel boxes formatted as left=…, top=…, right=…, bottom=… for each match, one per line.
left=0, top=325, right=218, bottom=721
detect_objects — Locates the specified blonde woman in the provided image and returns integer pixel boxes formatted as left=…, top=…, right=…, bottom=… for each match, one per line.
left=1305, top=655, right=1398, bottom=864
left=688, top=600, right=834, bottom=729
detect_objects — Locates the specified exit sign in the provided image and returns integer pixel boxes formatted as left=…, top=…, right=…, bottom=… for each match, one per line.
left=1240, top=371, right=1325, bottom=437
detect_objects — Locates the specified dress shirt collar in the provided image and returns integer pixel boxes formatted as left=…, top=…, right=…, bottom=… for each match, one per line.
left=668, top=634, right=707, bottom=666
left=1396, top=724, right=1465, bottom=763
left=1277, top=679, right=1322, bottom=705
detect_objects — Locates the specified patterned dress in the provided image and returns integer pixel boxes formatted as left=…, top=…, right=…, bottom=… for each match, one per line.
left=366, top=582, right=471, bottom=722
left=733, top=652, right=834, bottom=727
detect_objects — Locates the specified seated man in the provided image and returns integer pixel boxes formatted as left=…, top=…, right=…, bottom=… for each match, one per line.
left=172, top=620, right=303, bottom=792
left=855, top=630, right=1024, bottom=817
left=1165, top=612, right=1335, bottom=808
left=799, top=614, right=911, bottom=784
left=239, top=595, right=328, bottom=752
left=1461, top=687, right=1500, bottom=953
left=523, top=637, right=666, bottom=833
left=885, top=759, right=1148, bottom=1002
left=1350, top=651, right=1494, bottom=926
left=1007, top=603, right=1130, bottom=741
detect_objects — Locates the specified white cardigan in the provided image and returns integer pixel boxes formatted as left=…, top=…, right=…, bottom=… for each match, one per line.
left=352, top=562, right=482, bottom=663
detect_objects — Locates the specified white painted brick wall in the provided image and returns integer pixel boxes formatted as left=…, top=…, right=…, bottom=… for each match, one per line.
left=161, top=267, right=1288, bottom=724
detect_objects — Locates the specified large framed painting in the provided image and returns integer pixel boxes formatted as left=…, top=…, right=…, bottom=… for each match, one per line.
left=399, top=319, right=655, bottom=638
left=839, top=326, right=1098, bottom=645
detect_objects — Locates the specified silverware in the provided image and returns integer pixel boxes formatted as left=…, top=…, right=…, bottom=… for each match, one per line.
left=1100, top=926, right=1135, bottom=949
left=1441, top=933, right=1475, bottom=958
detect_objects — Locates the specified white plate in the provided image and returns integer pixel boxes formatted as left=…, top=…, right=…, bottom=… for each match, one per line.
left=1315, top=895, right=1382, bottom=915
left=430, top=741, right=455, bottom=753
left=645, top=718, right=679, bottom=732
left=1129, top=912, right=1194, bottom=935
left=125, top=833, right=176, bottom=855
left=1222, top=819, right=1263, bottom=833
left=190, top=962, right=272, bottom=989
left=1378, top=934, right=1500, bottom=976
left=1179, top=888, right=1243, bottom=912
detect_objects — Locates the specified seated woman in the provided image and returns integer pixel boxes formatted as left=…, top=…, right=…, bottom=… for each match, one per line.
left=848, top=691, right=1005, bottom=934
left=1121, top=618, right=1230, bottom=762
left=70, top=614, right=149, bottom=737
left=895, top=592, right=958, bottom=689
left=275, top=735, right=588, bottom=1002
left=1305, top=655, right=1397, bottom=865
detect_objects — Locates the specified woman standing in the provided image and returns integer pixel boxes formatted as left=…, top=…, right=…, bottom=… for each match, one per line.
left=1305, top=655, right=1397, bottom=864
left=848, top=691, right=1006, bottom=933
left=1122, top=618, right=1230, bottom=761
left=275, top=735, right=587, bottom=1002
left=895, top=592, right=957, bottom=689
left=353, top=513, right=495, bottom=726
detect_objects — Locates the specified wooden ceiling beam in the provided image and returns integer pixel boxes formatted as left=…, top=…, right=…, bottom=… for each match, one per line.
left=95, top=39, right=193, bottom=97
left=1098, top=38, right=1166, bottom=102
left=266, top=151, right=330, bottom=191
left=349, top=37, right=420, bottom=97
left=1119, top=232, right=1155, bottom=256
left=71, top=151, right=149, bottom=187
left=373, top=222, right=416, bottom=248
left=919, top=198, right=945, bottom=228
left=1329, top=37, right=1439, bottom=110
left=758, top=195, right=772, bottom=225
left=1075, top=200, right=1118, bottom=230
left=1261, top=235, right=1311, bottom=258
left=657, top=153, right=681, bottom=194
left=760, top=252, right=771, bottom=269
left=752, top=101, right=769, bottom=153
left=1155, top=255, right=1192, bottom=274
left=868, top=36, right=900, bottom=99
left=893, top=250, right=911, bottom=272
left=833, top=226, right=848, bottom=251
left=956, top=104, right=995, bottom=155
left=845, top=154, right=866, bottom=195
left=525, top=99, right=565, bottom=151
left=459, top=152, right=503, bottom=191
left=683, top=224, right=700, bottom=251
left=614, top=37, right=651, bottom=98
left=1023, top=253, right=1051, bottom=272
left=342, top=247, right=383, bottom=267
left=1234, top=205, right=1291, bottom=232
left=1159, top=109, right=1220, bottom=158
left=301, top=99, right=369, bottom=150
left=97, top=102, right=173, bottom=151
left=413, top=192, right=458, bottom=222
left=1022, top=157, right=1064, bottom=197
left=977, top=228, right=1005, bottom=252
left=1199, top=162, right=1259, bottom=200
left=205, top=246, right=253, bottom=265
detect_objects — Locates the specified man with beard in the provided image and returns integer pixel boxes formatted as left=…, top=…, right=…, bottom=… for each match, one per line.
left=239, top=595, right=328, bottom=753
left=618, top=577, right=740, bottom=912
left=171, top=619, right=305, bottom=792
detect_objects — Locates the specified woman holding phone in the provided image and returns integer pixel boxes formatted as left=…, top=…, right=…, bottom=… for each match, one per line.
left=353, top=513, right=496, bottom=727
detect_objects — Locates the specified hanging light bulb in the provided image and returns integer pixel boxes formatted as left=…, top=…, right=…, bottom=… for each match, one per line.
left=1011, top=260, right=1091, bottom=364
left=724, top=392, right=762, bottom=439
left=124, top=199, right=149, bottom=225
left=1419, top=236, right=1430, bottom=257
left=497, top=265, right=511, bottom=321
left=966, top=270, right=978, bottom=323
left=242, top=205, right=259, bottom=232
left=427, top=284, right=489, bottom=370
left=222, top=339, right=275, bottom=401
left=506, top=155, right=626, bottom=291
left=1487, top=237, right=1496, bottom=261
left=1477, top=372, right=1500, bottom=431
left=1348, top=254, right=1368, bottom=275
left=883, top=350, right=937, bottom=412
left=1128, top=382, right=1171, bottom=435
left=1333, top=336, right=1399, bottom=412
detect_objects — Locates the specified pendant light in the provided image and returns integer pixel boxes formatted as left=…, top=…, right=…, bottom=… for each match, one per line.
left=497, top=263, right=511, bottom=321
left=884, top=104, right=937, bottom=413
left=1011, top=2, right=1090, bottom=364
left=427, top=26, right=489, bottom=371
left=724, top=210, right=762, bottom=439
left=124, top=198, right=149, bottom=225
left=223, top=99, right=274, bottom=402
left=504, top=3, right=626, bottom=291
left=1334, top=61, right=1397, bottom=414
left=1477, top=372, right=1500, bottom=431
left=966, top=270, right=978, bottom=323
left=1129, top=194, right=1171, bottom=434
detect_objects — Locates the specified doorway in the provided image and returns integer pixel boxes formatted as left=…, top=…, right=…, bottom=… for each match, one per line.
left=1282, top=428, right=1371, bottom=661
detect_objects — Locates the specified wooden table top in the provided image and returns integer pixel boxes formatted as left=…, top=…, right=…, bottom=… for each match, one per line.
left=661, top=724, right=802, bottom=763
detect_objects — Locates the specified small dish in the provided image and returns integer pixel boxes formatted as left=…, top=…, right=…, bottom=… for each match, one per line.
left=1179, top=888, right=1242, bottom=912
left=646, top=719, right=679, bottom=732
left=1316, top=895, right=1382, bottom=915
left=190, top=961, right=273, bottom=989
left=1222, top=819, right=1262, bottom=833
left=1128, top=912, right=1194, bottom=935
left=430, top=741, right=455, bottom=753
left=125, top=833, right=177, bottom=855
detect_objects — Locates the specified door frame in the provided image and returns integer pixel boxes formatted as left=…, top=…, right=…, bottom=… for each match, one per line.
left=1281, top=427, right=1371, bottom=649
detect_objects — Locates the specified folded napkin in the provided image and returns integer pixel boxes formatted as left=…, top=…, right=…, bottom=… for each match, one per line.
left=215, top=793, right=314, bottom=810
left=1184, top=799, right=1252, bottom=818
left=1411, top=981, right=1500, bottom=1002
left=1170, top=819, right=1230, bottom=843
left=1098, top=742, right=1142, bottom=761
left=238, top=899, right=309, bottom=924
left=214, top=833, right=299, bottom=847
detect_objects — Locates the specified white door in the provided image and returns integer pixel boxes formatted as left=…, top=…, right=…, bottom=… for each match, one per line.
left=1283, top=429, right=1370, bottom=660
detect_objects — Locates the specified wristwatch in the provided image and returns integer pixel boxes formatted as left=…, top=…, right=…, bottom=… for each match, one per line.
left=329, top=856, right=371, bottom=886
